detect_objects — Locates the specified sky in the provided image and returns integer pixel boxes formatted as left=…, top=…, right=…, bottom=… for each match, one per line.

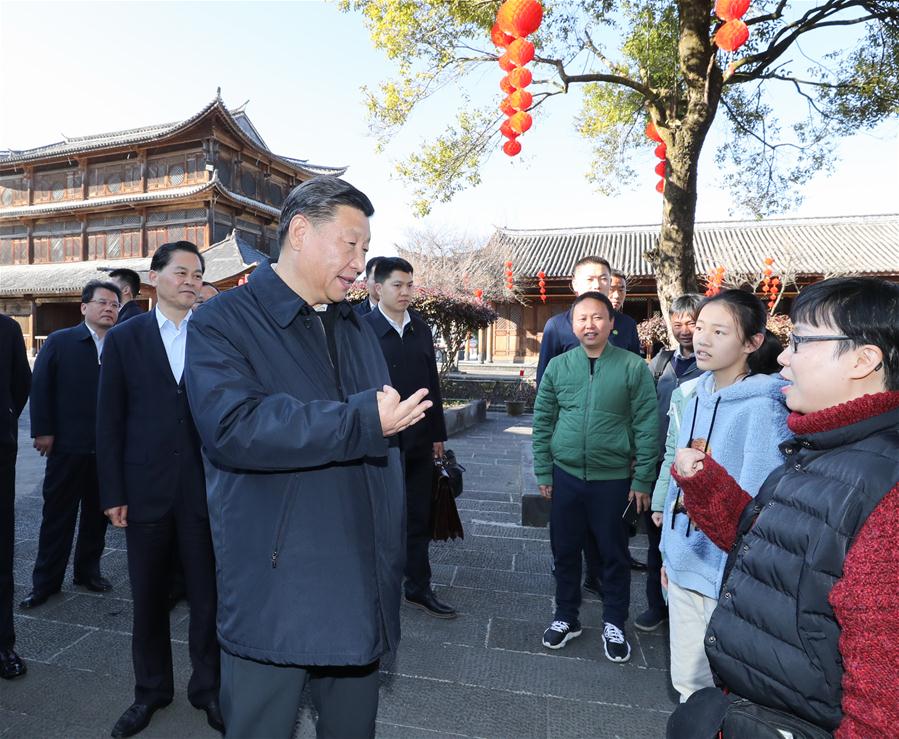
left=1, top=1, right=896, bottom=259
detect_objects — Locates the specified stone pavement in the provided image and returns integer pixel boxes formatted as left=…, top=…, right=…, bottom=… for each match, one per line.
left=1, top=410, right=677, bottom=738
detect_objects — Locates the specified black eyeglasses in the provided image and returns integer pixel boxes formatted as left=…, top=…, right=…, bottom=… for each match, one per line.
left=788, top=333, right=850, bottom=353
left=88, top=299, right=121, bottom=310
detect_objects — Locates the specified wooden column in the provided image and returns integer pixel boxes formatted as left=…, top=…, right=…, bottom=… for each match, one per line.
left=79, top=216, right=88, bottom=261
left=139, top=209, right=147, bottom=257
left=140, top=151, right=147, bottom=193
left=25, top=221, right=33, bottom=265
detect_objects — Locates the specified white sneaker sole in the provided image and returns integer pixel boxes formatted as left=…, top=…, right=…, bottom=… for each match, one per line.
left=603, top=638, right=632, bottom=663
left=542, top=628, right=583, bottom=650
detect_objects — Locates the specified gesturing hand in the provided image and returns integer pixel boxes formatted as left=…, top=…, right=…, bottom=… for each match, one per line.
left=378, top=386, right=432, bottom=437
left=539, top=484, right=553, bottom=500
left=33, top=435, right=54, bottom=457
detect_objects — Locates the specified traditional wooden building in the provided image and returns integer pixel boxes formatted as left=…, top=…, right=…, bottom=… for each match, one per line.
left=0, top=93, right=344, bottom=352
left=472, top=214, right=899, bottom=366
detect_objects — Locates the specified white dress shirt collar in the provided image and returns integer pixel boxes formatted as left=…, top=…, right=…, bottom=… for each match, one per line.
left=377, top=304, right=411, bottom=337
left=155, top=306, right=192, bottom=383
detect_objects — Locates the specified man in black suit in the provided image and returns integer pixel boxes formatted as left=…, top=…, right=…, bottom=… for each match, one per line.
left=98, top=242, right=221, bottom=738
left=20, top=280, right=120, bottom=610
left=109, top=268, right=144, bottom=324
left=353, top=255, right=383, bottom=316
left=0, top=314, right=30, bottom=679
left=363, top=257, right=455, bottom=618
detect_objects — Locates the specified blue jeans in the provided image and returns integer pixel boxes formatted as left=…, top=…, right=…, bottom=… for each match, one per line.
left=550, top=465, right=631, bottom=629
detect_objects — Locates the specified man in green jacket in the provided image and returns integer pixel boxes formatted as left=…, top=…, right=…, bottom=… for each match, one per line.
left=533, top=292, right=658, bottom=662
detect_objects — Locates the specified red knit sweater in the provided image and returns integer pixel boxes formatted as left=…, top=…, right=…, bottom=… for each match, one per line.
left=673, top=392, right=899, bottom=738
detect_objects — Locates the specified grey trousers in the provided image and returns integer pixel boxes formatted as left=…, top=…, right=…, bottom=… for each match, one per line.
left=220, top=650, right=380, bottom=739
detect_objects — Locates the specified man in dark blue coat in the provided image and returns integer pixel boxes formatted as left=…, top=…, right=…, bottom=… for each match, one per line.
left=20, top=280, right=120, bottom=610
left=186, top=177, right=432, bottom=739
left=363, top=257, right=453, bottom=619
left=536, top=256, right=641, bottom=386
left=0, top=314, right=30, bottom=679
left=99, top=242, right=221, bottom=738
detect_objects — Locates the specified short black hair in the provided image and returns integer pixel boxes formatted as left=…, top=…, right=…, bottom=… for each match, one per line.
left=571, top=290, right=614, bottom=319
left=669, top=293, right=704, bottom=317
left=81, top=279, right=121, bottom=305
left=610, top=270, right=627, bottom=285
left=791, top=277, right=899, bottom=390
left=150, top=241, right=205, bottom=273
left=365, top=256, right=385, bottom=278
left=573, top=255, right=612, bottom=275
left=374, top=257, right=414, bottom=284
left=278, top=176, right=374, bottom=248
left=108, top=268, right=141, bottom=297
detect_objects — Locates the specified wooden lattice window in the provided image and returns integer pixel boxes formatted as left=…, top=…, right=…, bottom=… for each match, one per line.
left=88, top=162, right=141, bottom=198
left=0, top=176, right=28, bottom=207
left=146, top=151, right=205, bottom=190
left=33, top=169, right=82, bottom=203
left=0, top=225, right=27, bottom=264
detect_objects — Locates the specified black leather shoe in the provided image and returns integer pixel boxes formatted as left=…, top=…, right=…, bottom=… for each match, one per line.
left=19, top=590, right=57, bottom=610
left=74, top=574, right=113, bottom=592
left=629, top=554, right=648, bottom=571
left=404, top=589, right=457, bottom=619
left=195, top=698, right=225, bottom=734
left=110, top=701, right=170, bottom=738
left=0, top=649, right=26, bottom=680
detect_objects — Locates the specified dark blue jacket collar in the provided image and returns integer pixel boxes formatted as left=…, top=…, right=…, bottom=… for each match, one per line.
left=249, top=262, right=355, bottom=329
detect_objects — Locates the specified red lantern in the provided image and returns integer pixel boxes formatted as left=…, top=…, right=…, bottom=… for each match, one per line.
left=537, top=270, right=546, bottom=279
left=646, top=120, right=663, bottom=143
left=509, top=89, right=533, bottom=111
left=474, top=288, right=484, bottom=299
left=507, top=38, right=535, bottom=66
left=654, top=160, right=666, bottom=177
left=500, top=120, right=518, bottom=139
left=237, top=276, right=247, bottom=286
left=715, top=0, right=750, bottom=21
left=509, top=111, right=532, bottom=134
left=503, top=139, right=522, bottom=156
left=498, top=53, right=516, bottom=72
left=496, top=0, right=543, bottom=39
left=654, top=142, right=667, bottom=159
left=508, top=67, right=532, bottom=89
left=505, top=260, right=513, bottom=268
left=491, top=23, right=514, bottom=48
left=500, top=75, right=515, bottom=94
left=500, top=97, right=516, bottom=116
left=655, top=179, right=665, bottom=193
left=771, top=277, right=780, bottom=286
left=764, top=257, right=774, bottom=265
left=715, top=19, right=749, bottom=52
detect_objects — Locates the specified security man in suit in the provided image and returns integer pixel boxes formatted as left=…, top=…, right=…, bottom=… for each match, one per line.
left=363, top=257, right=455, bottom=618
left=98, top=242, right=221, bottom=738
left=0, top=313, right=31, bottom=678
left=109, top=268, right=144, bottom=324
left=353, top=255, right=383, bottom=316
left=20, top=280, right=120, bottom=609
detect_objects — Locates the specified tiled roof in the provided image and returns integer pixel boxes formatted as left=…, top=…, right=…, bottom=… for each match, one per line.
left=0, top=172, right=281, bottom=219
left=0, top=230, right=269, bottom=296
left=487, top=214, right=899, bottom=278
left=0, top=95, right=347, bottom=178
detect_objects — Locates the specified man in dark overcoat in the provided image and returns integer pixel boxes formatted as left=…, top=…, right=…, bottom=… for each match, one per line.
left=363, top=257, right=454, bottom=618
left=99, top=242, right=221, bottom=738
left=20, top=280, right=120, bottom=610
left=186, top=176, right=431, bottom=738
left=0, top=313, right=30, bottom=678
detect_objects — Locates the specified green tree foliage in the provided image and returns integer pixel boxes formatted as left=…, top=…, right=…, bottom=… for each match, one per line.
left=340, top=0, right=899, bottom=313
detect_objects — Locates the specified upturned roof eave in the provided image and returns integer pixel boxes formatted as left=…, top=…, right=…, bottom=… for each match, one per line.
left=0, top=97, right=347, bottom=179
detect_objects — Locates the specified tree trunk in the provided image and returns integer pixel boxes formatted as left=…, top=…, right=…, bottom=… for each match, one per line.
left=648, top=0, right=724, bottom=328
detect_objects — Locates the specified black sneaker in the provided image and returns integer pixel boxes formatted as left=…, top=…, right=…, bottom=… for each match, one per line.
left=602, top=622, right=631, bottom=663
left=542, top=620, right=582, bottom=649
left=634, top=608, right=668, bottom=632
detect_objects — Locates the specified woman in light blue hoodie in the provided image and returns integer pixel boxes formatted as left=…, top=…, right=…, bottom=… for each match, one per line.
left=660, top=290, right=790, bottom=702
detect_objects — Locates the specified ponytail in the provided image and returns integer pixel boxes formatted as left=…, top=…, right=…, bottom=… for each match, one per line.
left=748, top=329, right=783, bottom=375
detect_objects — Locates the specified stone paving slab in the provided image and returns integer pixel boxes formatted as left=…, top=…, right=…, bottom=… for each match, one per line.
left=3, top=410, right=676, bottom=738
